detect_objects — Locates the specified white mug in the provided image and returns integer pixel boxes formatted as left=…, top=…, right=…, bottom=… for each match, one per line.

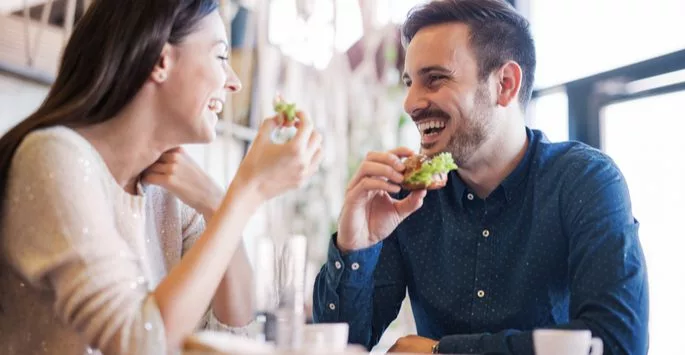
left=303, top=323, right=349, bottom=353
left=533, top=329, right=603, bottom=355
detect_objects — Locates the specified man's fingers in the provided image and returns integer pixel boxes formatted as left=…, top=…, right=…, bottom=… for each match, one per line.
left=387, top=146, right=416, bottom=159
left=347, top=176, right=401, bottom=199
left=347, top=161, right=405, bottom=190
left=364, top=151, right=407, bottom=172
left=394, top=189, right=427, bottom=220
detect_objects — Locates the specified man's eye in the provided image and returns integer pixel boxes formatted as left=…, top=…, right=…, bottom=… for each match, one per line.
left=428, top=74, right=445, bottom=84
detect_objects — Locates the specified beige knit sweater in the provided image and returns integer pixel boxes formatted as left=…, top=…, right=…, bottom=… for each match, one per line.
left=0, top=126, right=245, bottom=355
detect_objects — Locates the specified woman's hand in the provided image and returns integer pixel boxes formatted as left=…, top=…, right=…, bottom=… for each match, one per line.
left=234, top=112, right=323, bottom=203
left=142, top=147, right=223, bottom=220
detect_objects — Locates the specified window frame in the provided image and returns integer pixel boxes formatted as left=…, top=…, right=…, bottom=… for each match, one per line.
left=532, top=49, right=685, bottom=148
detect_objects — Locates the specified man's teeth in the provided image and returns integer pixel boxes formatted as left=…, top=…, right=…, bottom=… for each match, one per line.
left=209, top=99, right=224, bottom=113
left=418, top=120, right=446, bottom=132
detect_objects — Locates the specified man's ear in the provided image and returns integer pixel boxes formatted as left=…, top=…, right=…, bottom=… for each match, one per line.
left=150, top=43, right=173, bottom=83
left=495, top=61, right=523, bottom=107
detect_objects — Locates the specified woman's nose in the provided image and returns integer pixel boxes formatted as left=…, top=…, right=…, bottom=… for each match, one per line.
left=224, top=66, right=242, bottom=92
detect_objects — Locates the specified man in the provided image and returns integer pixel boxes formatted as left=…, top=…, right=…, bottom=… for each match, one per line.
left=312, top=0, right=648, bottom=354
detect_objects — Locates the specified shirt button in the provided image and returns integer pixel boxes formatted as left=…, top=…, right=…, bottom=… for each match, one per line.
left=334, top=261, right=342, bottom=269
left=329, top=303, right=336, bottom=310
left=482, top=229, right=490, bottom=238
left=467, top=193, right=474, bottom=200
left=477, top=290, right=486, bottom=298
left=351, top=262, right=360, bottom=270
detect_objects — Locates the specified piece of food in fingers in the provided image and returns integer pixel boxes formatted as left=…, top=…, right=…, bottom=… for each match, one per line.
left=401, top=152, right=458, bottom=190
left=273, top=95, right=298, bottom=127
left=270, top=95, right=299, bottom=143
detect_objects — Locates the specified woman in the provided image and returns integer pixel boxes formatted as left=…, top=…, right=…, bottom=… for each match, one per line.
left=0, top=1, right=323, bottom=354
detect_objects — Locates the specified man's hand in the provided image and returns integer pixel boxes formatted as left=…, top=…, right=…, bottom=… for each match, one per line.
left=388, top=335, right=439, bottom=353
left=337, top=147, right=427, bottom=253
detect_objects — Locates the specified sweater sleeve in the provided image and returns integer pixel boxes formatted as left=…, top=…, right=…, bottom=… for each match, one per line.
left=1, top=131, right=167, bottom=355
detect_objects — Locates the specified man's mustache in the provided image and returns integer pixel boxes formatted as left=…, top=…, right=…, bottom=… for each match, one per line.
left=411, top=108, right=450, bottom=121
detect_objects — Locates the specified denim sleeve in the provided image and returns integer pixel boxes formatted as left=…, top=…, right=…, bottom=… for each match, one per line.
left=312, top=233, right=407, bottom=350
left=560, top=151, right=649, bottom=355
left=437, top=151, right=648, bottom=355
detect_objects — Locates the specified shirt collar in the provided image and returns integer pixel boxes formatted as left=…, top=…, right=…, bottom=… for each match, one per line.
left=449, top=127, right=538, bottom=206
left=499, top=127, right=538, bottom=203
left=419, top=127, right=540, bottom=208
left=447, top=170, right=467, bottom=208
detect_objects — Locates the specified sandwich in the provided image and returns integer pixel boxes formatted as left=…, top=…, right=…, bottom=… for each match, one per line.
left=401, top=152, right=458, bottom=190
left=271, top=95, right=299, bottom=143
left=273, top=95, right=298, bottom=127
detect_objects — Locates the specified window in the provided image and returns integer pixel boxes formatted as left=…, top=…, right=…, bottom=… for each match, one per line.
left=527, top=91, right=569, bottom=142
left=601, top=90, right=685, bottom=355
left=268, top=0, right=363, bottom=69
left=371, top=0, right=429, bottom=26
left=530, top=0, right=685, bottom=89
left=0, top=74, right=49, bottom=134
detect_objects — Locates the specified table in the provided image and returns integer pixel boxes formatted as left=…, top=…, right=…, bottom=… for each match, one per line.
left=182, top=331, right=408, bottom=355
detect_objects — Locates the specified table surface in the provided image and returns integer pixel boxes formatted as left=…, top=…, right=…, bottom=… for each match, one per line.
left=181, top=331, right=472, bottom=355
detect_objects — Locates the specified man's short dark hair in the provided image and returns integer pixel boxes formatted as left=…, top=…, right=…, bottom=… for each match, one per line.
left=402, top=0, right=536, bottom=108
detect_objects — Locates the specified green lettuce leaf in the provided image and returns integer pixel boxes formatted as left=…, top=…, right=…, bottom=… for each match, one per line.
left=406, top=152, right=458, bottom=184
left=274, top=101, right=297, bottom=122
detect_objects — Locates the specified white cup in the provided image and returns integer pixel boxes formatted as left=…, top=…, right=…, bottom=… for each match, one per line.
left=302, top=323, right=349, bottom=353
left=533, top=329, right=603, bottom=355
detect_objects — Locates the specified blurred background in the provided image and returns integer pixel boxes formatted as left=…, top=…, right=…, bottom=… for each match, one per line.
left=1, top=0, right=683, bottom=353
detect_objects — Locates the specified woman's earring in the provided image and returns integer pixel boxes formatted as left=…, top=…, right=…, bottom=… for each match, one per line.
left=157, top=72, right=167, bottom=82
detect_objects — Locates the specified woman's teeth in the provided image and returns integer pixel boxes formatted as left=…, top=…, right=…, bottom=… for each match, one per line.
left=208, top=99, right=223, bottom=114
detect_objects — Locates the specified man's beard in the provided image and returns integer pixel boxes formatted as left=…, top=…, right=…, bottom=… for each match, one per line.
left=445, top=85, right=493, bottom=167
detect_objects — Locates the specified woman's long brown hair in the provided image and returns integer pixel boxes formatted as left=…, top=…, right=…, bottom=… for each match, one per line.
left=0, top=0, right=219, bottom=218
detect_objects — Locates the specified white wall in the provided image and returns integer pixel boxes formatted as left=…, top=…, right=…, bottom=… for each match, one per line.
left=0, top=73, right=241, bottom=188
left=0, top=73, right=49, bottom=134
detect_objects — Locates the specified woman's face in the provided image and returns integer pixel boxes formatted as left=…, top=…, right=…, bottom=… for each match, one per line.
left=155, top=10, right=241, bottom=144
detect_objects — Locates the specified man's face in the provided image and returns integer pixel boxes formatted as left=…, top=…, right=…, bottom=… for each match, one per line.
left=403, top=23, right=496, bottom=165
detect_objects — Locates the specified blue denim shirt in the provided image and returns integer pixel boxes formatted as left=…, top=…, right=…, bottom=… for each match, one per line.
left=313, top=128, right=648, bottom=355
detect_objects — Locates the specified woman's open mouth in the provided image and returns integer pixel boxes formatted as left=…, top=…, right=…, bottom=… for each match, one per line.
left=208, top=98, right=224, bottom=114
